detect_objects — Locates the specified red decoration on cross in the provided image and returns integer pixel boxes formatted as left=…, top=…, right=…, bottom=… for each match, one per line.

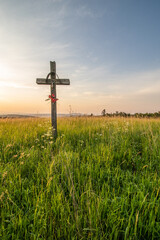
left=49, top=94, right=59, bottom=103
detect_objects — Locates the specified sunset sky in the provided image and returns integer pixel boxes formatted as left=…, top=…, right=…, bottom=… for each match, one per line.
left=0, top=0, right=160, bottom=115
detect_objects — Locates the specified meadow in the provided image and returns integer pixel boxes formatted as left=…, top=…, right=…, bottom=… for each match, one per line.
left=0, top=117, right=160, bottom=240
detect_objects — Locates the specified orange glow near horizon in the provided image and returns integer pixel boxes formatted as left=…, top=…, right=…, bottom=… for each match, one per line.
left=0, top=64, right=160, bottom=115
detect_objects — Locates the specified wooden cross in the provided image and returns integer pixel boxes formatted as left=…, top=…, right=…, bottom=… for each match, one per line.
left=36, top=61, right=70, bottom=138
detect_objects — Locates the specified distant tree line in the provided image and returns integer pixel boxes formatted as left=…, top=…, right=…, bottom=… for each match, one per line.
left=101, top=109, right=160, bottom=118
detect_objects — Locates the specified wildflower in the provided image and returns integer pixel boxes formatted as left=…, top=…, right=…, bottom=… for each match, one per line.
left=46, top=94, right=59, bottom=103
left=45, top=133, right=51, bottom=137
left=49, top=94, right=59, bottom=103
left=0, top=192, right=4, bottom=202
left=5, top=144, right=13, bottom=149
left=19, top=152, right=25, bottom=159
left=2, top=171, right=7, bottom=180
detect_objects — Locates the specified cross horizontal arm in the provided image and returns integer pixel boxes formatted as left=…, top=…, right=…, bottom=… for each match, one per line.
left=36, top=78, right=70, bottom=85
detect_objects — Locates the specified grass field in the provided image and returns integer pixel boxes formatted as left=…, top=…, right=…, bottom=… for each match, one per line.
left=0, top=117, right=160, bottom=239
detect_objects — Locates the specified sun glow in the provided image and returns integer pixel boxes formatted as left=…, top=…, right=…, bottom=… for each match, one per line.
left=0, top=63, right=11, bottom=80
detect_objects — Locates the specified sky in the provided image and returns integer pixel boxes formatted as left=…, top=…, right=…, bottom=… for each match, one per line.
left=0, top=0, right=160, bottom=115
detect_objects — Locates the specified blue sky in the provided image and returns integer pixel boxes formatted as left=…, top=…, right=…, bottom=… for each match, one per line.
left=0, top=0, right=160, bottom=114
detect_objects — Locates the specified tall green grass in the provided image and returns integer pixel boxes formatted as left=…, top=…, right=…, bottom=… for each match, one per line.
left=0, top=117, right=160, bottom=239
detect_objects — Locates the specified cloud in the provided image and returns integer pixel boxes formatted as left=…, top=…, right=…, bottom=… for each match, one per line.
left=83, top=91, right=94, bottom=96
left=0, top=81, right=38, bottom=89
left=136, top=85, right=160, bottom=95
left=75, top=4, right=106, bottom=19
left=76, top=5, right=96, bottom=18
left=64, top=64, right=160, bottom=109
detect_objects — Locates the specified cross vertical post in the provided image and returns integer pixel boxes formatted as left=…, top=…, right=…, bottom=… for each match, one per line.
left=50, top=61, right=57, bottom=138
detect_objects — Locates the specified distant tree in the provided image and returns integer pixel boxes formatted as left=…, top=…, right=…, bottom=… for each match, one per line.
left=115, top=111, right=119, bottom=116
left=101, top=109, right=106, bottom=116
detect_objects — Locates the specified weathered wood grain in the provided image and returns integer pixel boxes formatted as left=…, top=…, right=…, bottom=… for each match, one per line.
left=50, top=61, right=57, bottom=138
left=36, top=78, right=70, bottom=85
